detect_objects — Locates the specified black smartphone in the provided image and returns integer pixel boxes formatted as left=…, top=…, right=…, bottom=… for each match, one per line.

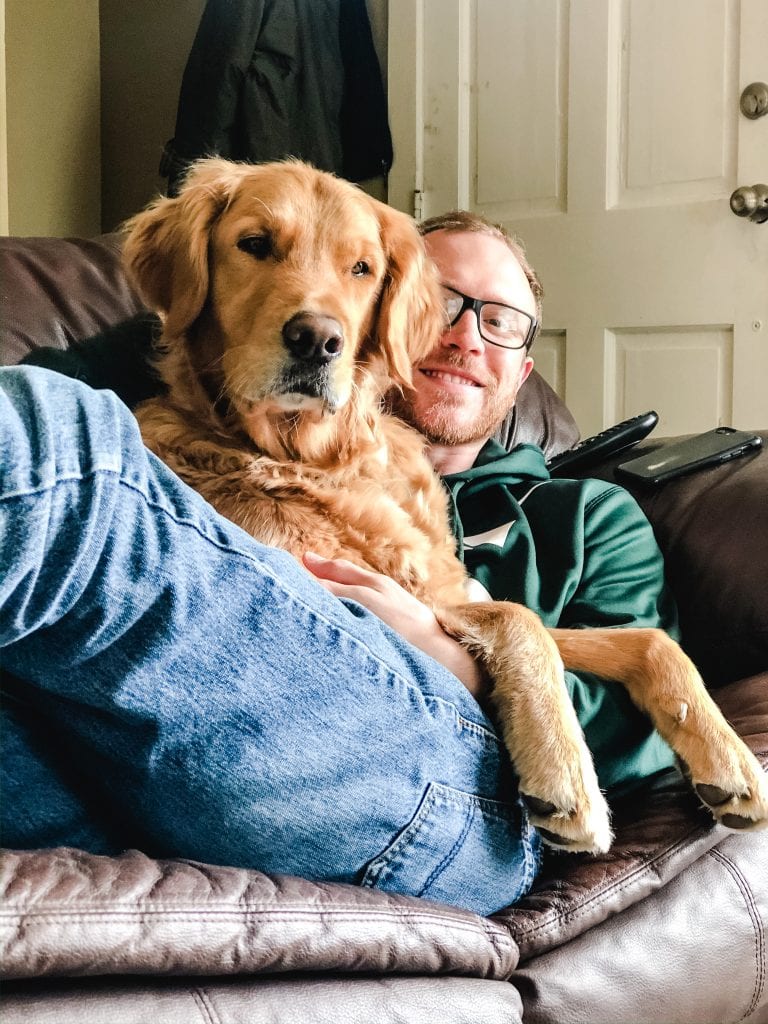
left=615, top=427, right=762, bottom=487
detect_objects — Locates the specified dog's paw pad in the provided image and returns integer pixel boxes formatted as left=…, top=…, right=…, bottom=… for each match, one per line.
left=537, top=828, right=579, bottom=848
left=696, top=782, right=768, bottom=831
left=695, top=783, right=733, bottom=807
left=681, top=752, right=768, bottom=831
left=521, top=794, right=562, bottom=818
left=721, top=812, right=760, bottom=830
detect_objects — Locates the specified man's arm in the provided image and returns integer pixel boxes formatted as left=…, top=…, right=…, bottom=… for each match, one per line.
left=304, top=552, right=489, bottom=701
left=555, top=482, right=679, bottom=793
left=559, top=482, right=679, bottom=636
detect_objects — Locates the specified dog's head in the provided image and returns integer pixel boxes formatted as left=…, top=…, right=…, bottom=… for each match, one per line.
left=123, top=159, right=442, bottom=435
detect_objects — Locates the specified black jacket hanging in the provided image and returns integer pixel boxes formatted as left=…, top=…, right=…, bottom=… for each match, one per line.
left=160, top=0, right=392, bottom=194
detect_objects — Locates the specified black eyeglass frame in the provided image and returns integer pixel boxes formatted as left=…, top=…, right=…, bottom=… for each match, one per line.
left=441, top=284, right=539, bottom=351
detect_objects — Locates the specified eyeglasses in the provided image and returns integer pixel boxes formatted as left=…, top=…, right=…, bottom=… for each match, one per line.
left=439, top=284, right=538, bottom=350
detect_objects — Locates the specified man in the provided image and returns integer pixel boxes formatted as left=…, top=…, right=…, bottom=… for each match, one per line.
left=311, top=211, right=676, bottom=797
left=0, top=213, right=673, bottom=919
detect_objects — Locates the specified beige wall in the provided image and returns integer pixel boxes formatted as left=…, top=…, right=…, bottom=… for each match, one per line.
left=99, top=0, right=205, bottom=231
left=0, top=2, right=8, bottom=233
left=4, top=0, right=101, bottom=236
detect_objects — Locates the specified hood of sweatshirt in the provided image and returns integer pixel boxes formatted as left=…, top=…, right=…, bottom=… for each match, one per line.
left=441, top=439, right=550, bottom=558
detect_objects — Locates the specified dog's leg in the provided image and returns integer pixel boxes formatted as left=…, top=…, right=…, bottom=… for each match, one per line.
left=552, top=628, right=768, bottom=831
left=439, top=602, right=613, bottom=854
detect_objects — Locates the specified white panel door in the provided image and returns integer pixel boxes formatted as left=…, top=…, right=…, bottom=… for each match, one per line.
left=388, top=0, right=768, bottom=436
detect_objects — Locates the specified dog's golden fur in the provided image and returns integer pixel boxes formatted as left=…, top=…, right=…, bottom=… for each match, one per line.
left=124, top=158, right=767, bottom=851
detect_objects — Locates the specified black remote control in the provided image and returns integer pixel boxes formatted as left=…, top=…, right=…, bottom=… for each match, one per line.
left=546, top=411, right=659, bottom=477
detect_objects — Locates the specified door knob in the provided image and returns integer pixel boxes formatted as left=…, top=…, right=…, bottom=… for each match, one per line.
left=729, top=184, right=768, bottom=224
left=740, top=82, right=768, bottom=120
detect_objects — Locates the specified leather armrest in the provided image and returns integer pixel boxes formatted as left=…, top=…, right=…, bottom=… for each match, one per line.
left=587, top=436, right=768, bottom=687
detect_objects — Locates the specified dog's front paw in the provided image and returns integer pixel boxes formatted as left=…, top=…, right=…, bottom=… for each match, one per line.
left=667, top=702, right=768, bottom=833
left=520, top=763, right=613, bottom=855
left=688, top=752, right=768, bottom=832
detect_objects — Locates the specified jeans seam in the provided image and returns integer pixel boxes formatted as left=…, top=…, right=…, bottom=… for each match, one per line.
left=431, top=701, right=500, bottom=742
left=363, top=786, right=437, bottom=888
left=418, top=799, right=475, bottom=898
left=363, top=783, right=526, bottom=895
left=0, top=466, right=122, bottom=504
left=522, top=817, right=541, bottom=889
left=429, top=785, right=524, bottom=821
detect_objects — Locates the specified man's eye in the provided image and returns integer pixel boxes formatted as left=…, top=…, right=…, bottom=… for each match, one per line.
left=237, top=235, right=273, bottom=259
left=483, top=312, right=517, bottom=333
left=351, top=260, right=370, bottom=277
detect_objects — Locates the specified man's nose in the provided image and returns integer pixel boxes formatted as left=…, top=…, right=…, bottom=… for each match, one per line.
left=441, top=308, right=485, bottom=353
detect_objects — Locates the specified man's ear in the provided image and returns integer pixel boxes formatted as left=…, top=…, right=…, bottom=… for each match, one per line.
left=365, top=198, right=444, bottom=388
left=122, top=158, right=243, bottom=338
left=520, top=355, right=535, bottom=388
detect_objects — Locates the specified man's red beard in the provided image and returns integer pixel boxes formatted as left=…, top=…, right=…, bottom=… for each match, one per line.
left=389, top=354, right=518, bottom=446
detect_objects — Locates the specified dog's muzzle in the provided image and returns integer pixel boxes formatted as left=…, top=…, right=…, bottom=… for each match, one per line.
left=274, top=312, right=346, bottom=412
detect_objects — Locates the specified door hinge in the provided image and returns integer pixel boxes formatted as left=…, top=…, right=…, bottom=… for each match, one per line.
left=413, top=189, right=424, bottom=221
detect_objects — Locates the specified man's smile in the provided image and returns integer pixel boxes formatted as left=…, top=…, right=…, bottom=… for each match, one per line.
left=419, top=367, right=484, bottom=389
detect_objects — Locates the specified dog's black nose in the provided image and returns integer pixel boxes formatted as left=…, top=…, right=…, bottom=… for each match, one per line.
left=282, top=313, right=344, bottom=363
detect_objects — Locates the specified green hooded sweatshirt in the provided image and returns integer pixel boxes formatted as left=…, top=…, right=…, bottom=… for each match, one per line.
left=443, top=439, right=676, bottom=796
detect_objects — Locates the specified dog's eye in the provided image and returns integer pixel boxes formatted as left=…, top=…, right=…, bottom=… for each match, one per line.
left=351, top=260, right=370, bottom=277
left=238, top=235, right=273, bottom=259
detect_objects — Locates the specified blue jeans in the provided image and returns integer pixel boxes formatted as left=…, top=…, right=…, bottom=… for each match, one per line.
left=0, top=366, right=540, bottom=916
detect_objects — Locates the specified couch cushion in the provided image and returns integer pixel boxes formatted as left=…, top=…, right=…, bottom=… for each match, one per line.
left=0, top=235, right=145, bottom=366
left=1, top=975, right=524, bottom=1024
left=0, top=847, right=518, bottom=982
left=512, top=827, right=768, bottom=1024
left=634, top=438, right=768, bottom=687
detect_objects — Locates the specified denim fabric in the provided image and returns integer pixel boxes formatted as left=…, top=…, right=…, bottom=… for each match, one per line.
left=0, top=367, right=540, bottom=916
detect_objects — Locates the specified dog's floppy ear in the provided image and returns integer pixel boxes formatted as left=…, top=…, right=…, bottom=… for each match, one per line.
left=368, top=199, right=444, bottom=389
left=122, top=158, right=242, bottom=337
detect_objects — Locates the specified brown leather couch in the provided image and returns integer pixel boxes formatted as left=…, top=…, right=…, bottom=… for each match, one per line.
left=1, top=234, right=767, bottom=1024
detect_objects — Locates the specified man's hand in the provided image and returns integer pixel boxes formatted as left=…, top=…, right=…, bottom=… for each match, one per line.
left=303, top=552, right=488, bottom=703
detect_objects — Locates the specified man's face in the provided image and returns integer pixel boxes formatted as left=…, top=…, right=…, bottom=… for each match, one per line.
left=394, top=229, right=535, bottom=447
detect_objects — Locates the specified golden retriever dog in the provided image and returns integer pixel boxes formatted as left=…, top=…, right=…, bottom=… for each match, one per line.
left=123, top=158, right=767, bottom=853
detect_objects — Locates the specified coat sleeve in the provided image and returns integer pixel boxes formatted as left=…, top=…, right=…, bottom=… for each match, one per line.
left=162, top=0, right=267, bottom=189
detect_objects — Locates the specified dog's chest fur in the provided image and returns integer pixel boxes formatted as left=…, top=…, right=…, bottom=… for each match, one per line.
left=137, top=399, right=469, bottom=607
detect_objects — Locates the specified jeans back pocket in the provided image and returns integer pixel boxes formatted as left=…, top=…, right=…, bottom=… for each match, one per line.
left=360, top=782, right=541, bottom=917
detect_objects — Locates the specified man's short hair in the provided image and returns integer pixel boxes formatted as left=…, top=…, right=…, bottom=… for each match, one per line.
left=419, top=210, right=543, bottom=342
